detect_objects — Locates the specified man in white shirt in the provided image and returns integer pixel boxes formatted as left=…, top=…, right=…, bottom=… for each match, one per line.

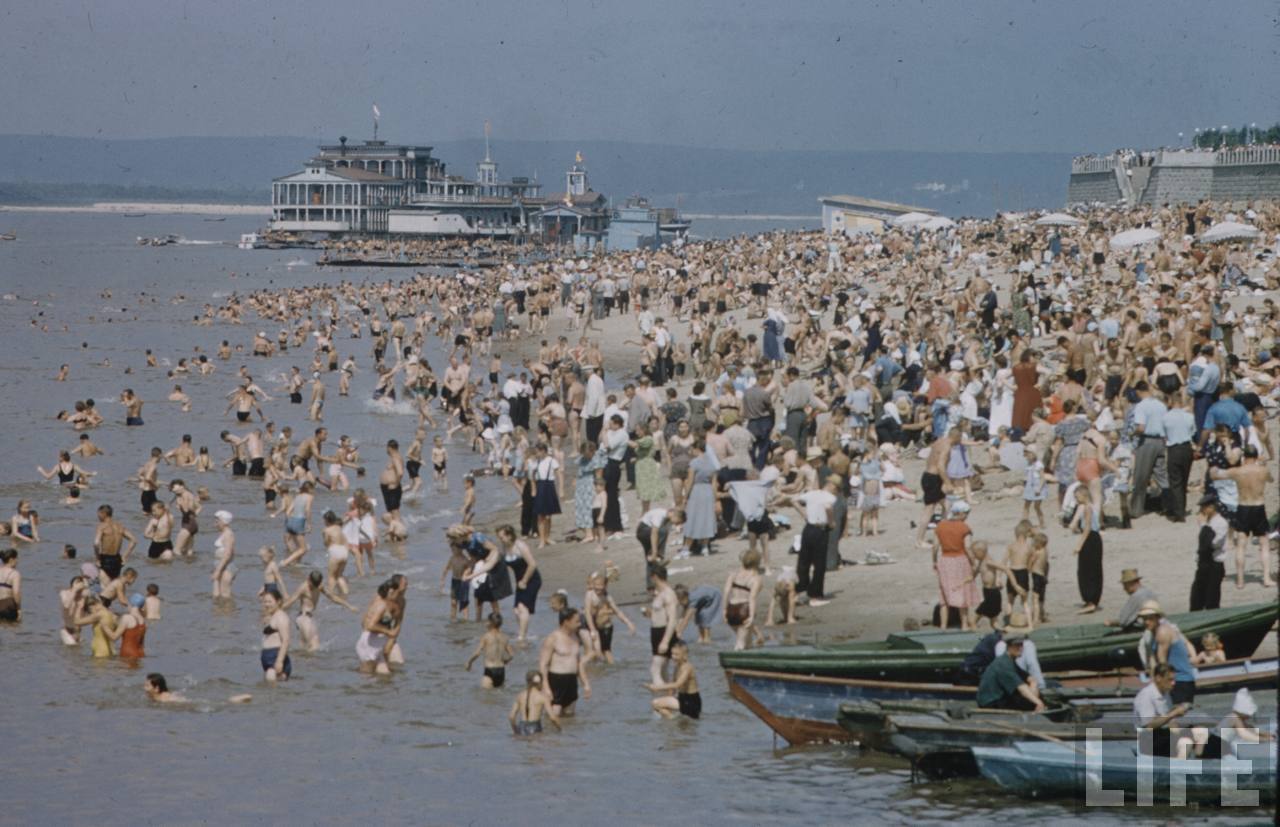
left=602, top=415, right=629, bottom=536
left=582, top=367, right=606, bottom=445
left=786, top=468, right=838, bottom=606
left=1133, top=664, right=1194, bottom=758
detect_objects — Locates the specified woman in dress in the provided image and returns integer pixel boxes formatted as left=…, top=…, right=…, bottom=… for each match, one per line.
left=681, top=440, right=720, bottom=556
left=457, top=526, right=511, bottom=621
left=498, top=524, right=542, bottom=643
left=571, top=441, right=607, bottom=543
left=281, top=480, right=314, bottom=566
left=1011, top=350, right=1043, bottom=432
left=989, top=353, right=1015, bottom=433
left=1048, top=399, right=1091, bottom=506
left=631, top=423, right=667, bottom=514
left=528, top=442, right=562, bottom=549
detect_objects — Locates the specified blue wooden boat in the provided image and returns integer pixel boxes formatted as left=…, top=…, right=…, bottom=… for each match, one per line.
left=972, top=738, right=1277, bottom=805
left=725, top=656, right=1279, bottom=745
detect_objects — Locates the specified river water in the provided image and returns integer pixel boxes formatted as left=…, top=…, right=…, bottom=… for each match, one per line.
left=0, top=212, right=1268, bottom=824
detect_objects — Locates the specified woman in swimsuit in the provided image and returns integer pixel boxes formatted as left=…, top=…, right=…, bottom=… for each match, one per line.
left=0, top=549, right=21, bottom=622
left=356, top=580, right=398, bottom=675
left=281, top=570, right=357, bottom=652
left=321, top=510, right=351, bottom=596
left=169, top=481, right=199, bottom=557
left=259, top=587, right=292, bottom=681
left=37, top=451, right=92, bottom=488
left=10, top=500, right=38, bottom=544
left=211, top=510, right=236, bottom=599
left=497, top=524, right=541, bottom=643
left=722, top=549, right=763, bottom=651
left=117, top=593, right=147, bottom=659
left=143, top=501, right=175, bottom=561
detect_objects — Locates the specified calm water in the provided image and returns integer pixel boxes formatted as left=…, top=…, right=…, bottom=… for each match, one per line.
left=0, top=212, right=1268, bottom=824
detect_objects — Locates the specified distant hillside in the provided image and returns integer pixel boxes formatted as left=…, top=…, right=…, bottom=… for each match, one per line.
left=0, top=134, right=1070, bottom=217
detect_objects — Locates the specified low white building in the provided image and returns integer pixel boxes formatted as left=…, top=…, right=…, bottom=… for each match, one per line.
left=271, top=162, right=406, bottom=233
left=818, top=194, right=937, bottom=235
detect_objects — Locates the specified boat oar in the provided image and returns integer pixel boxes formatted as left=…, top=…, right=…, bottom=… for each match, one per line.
left=980, top=717, right=1091, bottom=755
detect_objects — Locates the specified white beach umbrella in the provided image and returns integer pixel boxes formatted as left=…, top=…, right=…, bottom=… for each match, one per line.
left=1199, top=221, right=1259, bottom=243
left=1034, top=212, right=1083, bottom=227
left=892, top=211, right=934, bottom=228
left=921, top=215, right=956, bottom=231
left=1109, top=227, right=1162, bottom=250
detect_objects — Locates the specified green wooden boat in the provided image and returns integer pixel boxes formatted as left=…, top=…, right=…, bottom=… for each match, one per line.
left=718, top=602, right=1277, bottom=682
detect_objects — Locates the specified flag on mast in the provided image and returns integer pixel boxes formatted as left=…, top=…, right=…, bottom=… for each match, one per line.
left=372, top=103, right=381, bottom=121
left=575, top=150, right=583, bottom=164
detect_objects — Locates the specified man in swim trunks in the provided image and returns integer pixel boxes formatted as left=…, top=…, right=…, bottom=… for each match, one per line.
left=917, top=432, right=952, bottom=547
left=93, top=504, right=136, bottom=580
left=1209, top=446, right=1275, bottom=589
left=539, top=607, right=591, bottom=717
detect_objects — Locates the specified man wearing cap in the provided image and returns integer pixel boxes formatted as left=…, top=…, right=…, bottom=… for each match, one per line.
left=1161, top=393, right=1196, bottom=521
left=1105, top=569, right=1157, bottom=629
left=1128, top=382, right=1168, bottom=519
left=1138, top=600, right=1198, bottom=704
left=1189, top=495, right=1229, bottom=611
left=976, top=636, right=1045, bottom=711
left=781, top=367, right=825, bottom=451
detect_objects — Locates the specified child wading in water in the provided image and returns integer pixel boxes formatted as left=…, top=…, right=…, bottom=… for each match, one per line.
left=644, top=640, right=701, bottom=719
left=465, top=612, right=514, bottom=688
left=583, top=571, right=635, bottom=664
left=509, top=670, right=559, bottom=735
left=441, top=541, right=472, bottom=621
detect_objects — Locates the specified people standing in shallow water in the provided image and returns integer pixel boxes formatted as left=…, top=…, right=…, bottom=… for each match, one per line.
left=539, top=607, right=591, bottom=718
left=356, top=579, right=399, bottom=675
left=211, top=510, right=237, bottom=599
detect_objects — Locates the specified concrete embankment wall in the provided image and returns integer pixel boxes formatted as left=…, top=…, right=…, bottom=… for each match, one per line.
left=1139, top=165, right=1215, bottom=206
left=1066, top=171, right=1123, bottom=206
left=1211, top=164, right=1280, bottom=202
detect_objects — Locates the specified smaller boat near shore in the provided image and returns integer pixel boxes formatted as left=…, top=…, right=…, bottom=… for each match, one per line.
left=972, top=736, right=1277, bottom=804
left=0, top=231, right=16, bottom=241
left=137, top=234, right=180, bottom=246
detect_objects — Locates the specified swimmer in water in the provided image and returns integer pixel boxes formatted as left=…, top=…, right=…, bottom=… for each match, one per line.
left=259, top=586, right=292, bottom=682
left=464, top=612, right=514, bottom=688
left=509, top=671, right=560, bottom=735
left=144, top=673, right=186, bottom=703
left=281, top=570, right=358, bottom=652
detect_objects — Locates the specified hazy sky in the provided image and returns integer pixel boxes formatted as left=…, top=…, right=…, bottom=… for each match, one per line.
left=2, top=0, right=1273, bottom=152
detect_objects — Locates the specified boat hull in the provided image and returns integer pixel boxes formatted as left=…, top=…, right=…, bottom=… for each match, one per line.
left=972, top=740, right=1277, bottom=805
left=725, top=655, right=1278, bottom=745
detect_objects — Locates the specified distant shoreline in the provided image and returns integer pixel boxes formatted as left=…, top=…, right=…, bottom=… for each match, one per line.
left=0, top=202, right=268, bottom=216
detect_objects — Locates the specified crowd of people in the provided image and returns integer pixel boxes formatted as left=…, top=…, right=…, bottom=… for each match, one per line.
left=7, top=196, right=1279, bottom=733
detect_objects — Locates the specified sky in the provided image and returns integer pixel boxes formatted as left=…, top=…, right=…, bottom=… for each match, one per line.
left=1, top=0, right=1274, bottom=153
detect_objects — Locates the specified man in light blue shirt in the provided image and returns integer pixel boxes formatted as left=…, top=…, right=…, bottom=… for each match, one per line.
left=1162, top=395, right=1197, bottom=522
left=1129, top=382, right=1168, bottom=519
left=1186, top=345, right=1220, bottom=435
left=1199, top=382, right=1249, bottom=450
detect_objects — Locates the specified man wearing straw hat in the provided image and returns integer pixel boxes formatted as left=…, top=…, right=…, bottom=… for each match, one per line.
left=1104, top=568, right=1157, bottom=630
